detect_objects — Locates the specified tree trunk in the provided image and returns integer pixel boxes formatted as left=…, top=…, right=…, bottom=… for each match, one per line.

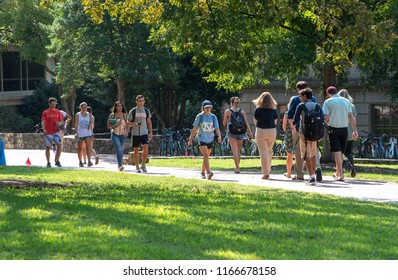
left=60, top=87, right=77, bottom=134
left=116, top=79, right=125, bottom=102
left=177, top=96, right=187, bottom=129
left=321, top=64, right=338, bottom=163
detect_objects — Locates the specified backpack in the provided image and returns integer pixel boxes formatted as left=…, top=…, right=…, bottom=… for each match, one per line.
left=228, top=108, right=246, bottom=135
left=300, top=103, right=324, bottom=141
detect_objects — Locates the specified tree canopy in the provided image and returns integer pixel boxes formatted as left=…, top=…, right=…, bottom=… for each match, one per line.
left=79, top=0, right=397, bottom=97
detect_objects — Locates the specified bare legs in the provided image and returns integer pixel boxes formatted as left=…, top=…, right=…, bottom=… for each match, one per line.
left=229, top=137, right=243, bottom=173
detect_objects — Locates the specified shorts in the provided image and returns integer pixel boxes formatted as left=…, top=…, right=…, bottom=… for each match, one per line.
left=284, top=126, right=294, bottom=154
left=328, top=127, right=348, bottom=153
left=299, top=134, right=317, bottom=159
left=133, top=134, right=149, bottom=147
left=78, top=136, right=91, bottom=143
left=45, top=133, right=62, bottom=147
left=199, top=141, right=213, bottom=149
left=227, top=132, right=245, bottom=141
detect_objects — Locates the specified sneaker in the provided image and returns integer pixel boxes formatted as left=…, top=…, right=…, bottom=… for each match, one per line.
left=46, top=162, right=51, bottom=168
left=79, top=162, right=84, bottom=167
left=83, top=162, right=87, bottom=165
left=351, top=168, right=356, bottom=178
left=135, top=167, right=141, bottom=173
left=207, top=172, right=214, bottom=180
left=119, top=166, right=124, bottom=171
left=306, top=177, right=316, bottom=185
left=200, top=172, right=206, bottom=179
left=141, top=165, right=147, bottom=173
left=55, top=161, right=62, bottom=167
left=95, top=156, right=100, bottom=165
left=87, top=161, right=93, bottom=167
left=315, top=168, right=322, bottom=182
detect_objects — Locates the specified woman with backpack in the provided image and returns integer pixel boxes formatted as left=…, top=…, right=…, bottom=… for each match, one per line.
left=188, top=100, right=222, bottom=180
left=253, top=92, right=278, bottom=180
left=223, top=96, right=253, bottom=173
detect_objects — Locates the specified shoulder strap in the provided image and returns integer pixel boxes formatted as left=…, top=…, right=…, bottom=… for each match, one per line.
left=145, top=108, right=149, bottom=119
left=301, top=103, right=309, bottom=113
left=131, top=108, right=136, bottom=122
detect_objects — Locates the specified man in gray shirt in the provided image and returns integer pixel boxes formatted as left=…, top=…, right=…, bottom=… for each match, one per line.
left=128, top=95, right=153, bottom=173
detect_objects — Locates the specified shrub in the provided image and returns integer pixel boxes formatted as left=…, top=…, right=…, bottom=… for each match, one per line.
left=0, top=104, right=34, bottom=132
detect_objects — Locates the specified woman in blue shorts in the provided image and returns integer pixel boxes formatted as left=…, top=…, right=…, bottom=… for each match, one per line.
left=223, top=97, right=253, bottom=173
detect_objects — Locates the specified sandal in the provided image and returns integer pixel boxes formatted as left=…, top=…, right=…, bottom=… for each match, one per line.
left=283, top=173, right=291, bottom=178
left=234, top=168, right=240, bottom=174
left=334, top=176, right=345, bottom=182
left=262, top=174, right=270, bottom=180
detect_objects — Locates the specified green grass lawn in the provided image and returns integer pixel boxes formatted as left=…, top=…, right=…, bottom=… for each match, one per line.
left=1, top=163, right=398, bottom=260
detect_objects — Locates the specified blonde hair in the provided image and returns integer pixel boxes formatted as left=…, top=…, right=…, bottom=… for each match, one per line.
left=252, top=92, right=277, bottom=109
left=230, top=96, right=240, bottom=108
left=338, top=89, right=354, bottom=103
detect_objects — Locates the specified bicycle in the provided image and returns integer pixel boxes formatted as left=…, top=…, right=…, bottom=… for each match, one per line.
left=241, top=135, right=258, bottom=156
left=353, top=131, right=374, bottom=158
left=384, top=136, right=398, bottom=159
left=370, top=134, right=388, bottom=159
left=159, top=128, right=179, bottom=156
left=273, top=133, right=287, bottom=156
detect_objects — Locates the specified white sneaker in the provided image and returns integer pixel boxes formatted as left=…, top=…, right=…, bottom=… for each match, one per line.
left=141, top=165, right=147, bottom=173
left=200, top=172, right=206, bottom=179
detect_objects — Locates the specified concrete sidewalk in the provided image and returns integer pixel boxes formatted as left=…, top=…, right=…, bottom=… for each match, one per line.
left=3, top=149, right=398, bottom=205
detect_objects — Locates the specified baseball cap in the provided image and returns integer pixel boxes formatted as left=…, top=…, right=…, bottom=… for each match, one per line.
left=202, top=100, right=212, bottom=108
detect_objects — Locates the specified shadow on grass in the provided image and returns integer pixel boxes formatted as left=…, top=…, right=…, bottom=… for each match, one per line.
left=1, top=167, right=398, bottom=260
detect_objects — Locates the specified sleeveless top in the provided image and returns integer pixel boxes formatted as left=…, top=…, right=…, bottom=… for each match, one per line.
left=77, top=112, right=92, bottom=138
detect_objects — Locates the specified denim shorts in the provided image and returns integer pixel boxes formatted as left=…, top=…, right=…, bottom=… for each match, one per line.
left=78, top=136, right=91, bottom=143
left=227, top=132, right=245, bottom=141
left=45, top=133, right=62, bottom=147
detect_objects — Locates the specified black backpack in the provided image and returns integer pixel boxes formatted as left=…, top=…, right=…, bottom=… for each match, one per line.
left=229, top=108, right=247, bottom=135
left=300, top=103, right=324, bottom=141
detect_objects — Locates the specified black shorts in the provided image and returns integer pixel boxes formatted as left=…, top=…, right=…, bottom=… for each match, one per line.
left=328, top=127, right=348, bottom=153
left=132, top=134, right=149, bottom=147
left=199, top=141, right=213, bottom=149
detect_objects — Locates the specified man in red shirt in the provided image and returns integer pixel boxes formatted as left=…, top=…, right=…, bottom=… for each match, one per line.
left=41, top=97, right=63, bottom=167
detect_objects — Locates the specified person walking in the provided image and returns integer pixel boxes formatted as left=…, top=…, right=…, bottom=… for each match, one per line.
left=83, top=106, right=99, bottom=165
left=127, top=95, right=153, bottom=173
left=41, top=97, right=63, bottom=168
left=323, top=86, right=358, bottom=181
left=282, top=98, right=294, bottom=178
left=287, top=81, right=323, bottom=181
left=107, top=101, right=130, bottom=171
left=188, top=100, right=222, bottom=180
left=75, top=102, right=94, bottom=167
left=338, top=89, right=357, bottom=177
left=292, top=88, right=324, bottom=185
left=222, top=96, right=253, bottom=173
left=252, top=92, right=278, bottom=180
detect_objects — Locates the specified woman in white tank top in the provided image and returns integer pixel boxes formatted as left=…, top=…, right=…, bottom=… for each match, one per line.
left=75, top=102, right=94, bottom=167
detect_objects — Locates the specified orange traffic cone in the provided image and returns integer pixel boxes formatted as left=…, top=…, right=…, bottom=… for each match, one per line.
left=25, top=157, right=31, bottom=166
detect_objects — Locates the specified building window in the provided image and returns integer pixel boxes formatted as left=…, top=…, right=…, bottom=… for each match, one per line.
left=1, top=51, right=45, bottom=92
left=373, top=105, right=398, bottom=135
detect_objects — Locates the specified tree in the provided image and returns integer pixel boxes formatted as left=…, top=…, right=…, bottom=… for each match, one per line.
left=80, top=0, right=396, bottom=96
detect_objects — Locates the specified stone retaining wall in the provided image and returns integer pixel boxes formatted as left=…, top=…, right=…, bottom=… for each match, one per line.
left=0, top=133, right=162, bottom=155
